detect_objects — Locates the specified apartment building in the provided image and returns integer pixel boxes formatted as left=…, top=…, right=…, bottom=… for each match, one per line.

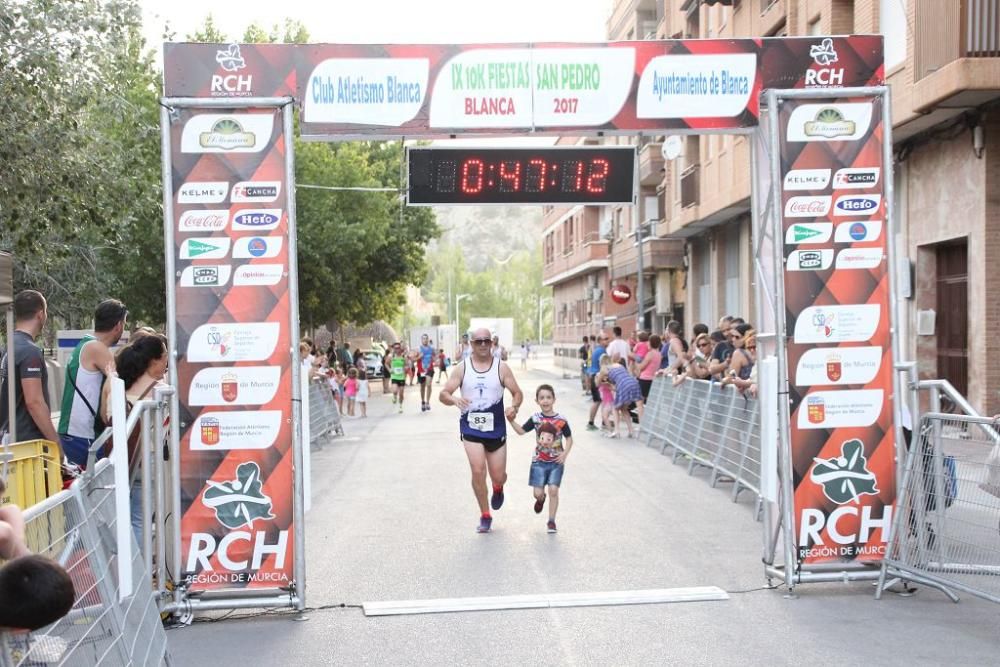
left=543, top=0, right=1000, bottom=412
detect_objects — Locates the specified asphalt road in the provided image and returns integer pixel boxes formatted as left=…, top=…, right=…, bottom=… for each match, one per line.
left=168, top=360, right=1000, bottom=666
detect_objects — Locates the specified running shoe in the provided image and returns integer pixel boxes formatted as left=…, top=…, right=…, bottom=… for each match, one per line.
left=477, top=516, right=493, bottom=533
left=392, top=395, right=397, bottom=404
left=586, top=423, right=598, bottom=431
left=398, top=404, right=403, bottom=414
left=546, top=520, right=557, bottom=533
left=490, top=487, right=505, bottom=510
left=533, top=497, right=544, bottom=514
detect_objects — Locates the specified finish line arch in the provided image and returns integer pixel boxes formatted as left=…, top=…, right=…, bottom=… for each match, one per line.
left=158, top=35, right=899, bottom=613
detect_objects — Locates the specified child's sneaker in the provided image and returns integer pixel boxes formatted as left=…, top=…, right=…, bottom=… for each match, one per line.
left=546, top=520, right=557, bottom=533
left=477, top=515, right=493, bottom=533
left=533, top=497, right=544, bottom=514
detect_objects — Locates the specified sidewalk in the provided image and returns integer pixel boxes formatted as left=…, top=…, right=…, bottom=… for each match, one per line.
left=168, top=363, right=1000, bottom=666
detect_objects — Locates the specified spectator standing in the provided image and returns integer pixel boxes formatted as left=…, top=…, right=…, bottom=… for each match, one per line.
left=631, top=330, right=650, bottom=375
left=355, top=368, right=369, bottom=418
left=578, top=336, right=590, bottom=393
left=520, top=340, right=529, bottom=370
left=709, top=323, right=737, bottom=379
left=635, top=334, right=662, bottom=400
left=0, top=291, right=59, bottom=448
left=605, top=326, right=630, bottom=364
left=662, top=320, right=686, bottom=375
left=686, top=333, right=715, bottom=380
left=58, top=299, right=127, bottom=467
left=585, top=333, right=608, bottom=430
left=344, top=367, right=358, bottom=417
left=726, top=326, right=756, bottom=389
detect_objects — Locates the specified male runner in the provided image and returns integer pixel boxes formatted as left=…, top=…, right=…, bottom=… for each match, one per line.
left=418, top=333, right=436, bottom=412
left=439, top=327, right=524, bottom=533
left=385, top=342, right=408, bottom=413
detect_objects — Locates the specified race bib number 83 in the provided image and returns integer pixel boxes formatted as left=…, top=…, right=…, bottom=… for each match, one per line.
left=468, top=412, right=494, bottom=432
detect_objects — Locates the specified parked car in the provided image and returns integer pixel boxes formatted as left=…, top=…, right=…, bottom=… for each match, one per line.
left=362, top=350, right=385, bottom=378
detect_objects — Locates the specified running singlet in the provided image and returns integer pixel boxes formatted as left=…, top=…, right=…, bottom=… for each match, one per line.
left=58, top=336, right=104, bottom=438
left=390, top=355, right=406, bottom=381
left=459, top=358, right=506, bottom=440
left=420, top=344, right=435, bottom=369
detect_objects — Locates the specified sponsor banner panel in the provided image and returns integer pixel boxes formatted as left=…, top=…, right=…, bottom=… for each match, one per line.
left=163, top=37, right=884, bottom=136
left=778, top=95, right=895, bottom=566
left=170, top=106, right=294, bottom=592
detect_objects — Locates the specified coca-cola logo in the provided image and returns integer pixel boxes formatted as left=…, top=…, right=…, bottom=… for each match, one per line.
left=784, top=196, right=832, bottom=218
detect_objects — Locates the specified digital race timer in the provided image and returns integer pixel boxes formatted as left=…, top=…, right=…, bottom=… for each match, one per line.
left=406, top=147, right=636, bottom=205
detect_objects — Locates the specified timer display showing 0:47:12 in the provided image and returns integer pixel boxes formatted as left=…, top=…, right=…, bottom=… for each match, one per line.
left=407, top=147, right=636, bottom=205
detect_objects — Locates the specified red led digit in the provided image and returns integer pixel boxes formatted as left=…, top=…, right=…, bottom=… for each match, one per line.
left=461, top=159, right=485, bottom=194
left=498, top=160, right=522, bottom=193
left=574, top=161, right=585, bottom=191
left=586, top=158, right=609, bottom=193
left=526, top=159, right=547, bottom=192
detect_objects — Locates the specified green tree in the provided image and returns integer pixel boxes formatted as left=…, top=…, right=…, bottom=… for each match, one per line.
left=0, top=0, right=162, bottom=326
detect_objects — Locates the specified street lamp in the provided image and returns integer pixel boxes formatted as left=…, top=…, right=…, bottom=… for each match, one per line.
left=456, top=293, right=471, bottom=335
left=537, top=296, right=552, bottom=345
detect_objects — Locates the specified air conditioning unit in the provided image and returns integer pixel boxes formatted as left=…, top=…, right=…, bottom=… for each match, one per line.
left=593, top=288, right=604, bottom=302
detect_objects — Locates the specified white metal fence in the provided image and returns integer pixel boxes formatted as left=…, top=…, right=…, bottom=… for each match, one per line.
left=878, top=413, right=1000, bottom=604
left=307, top=377, right=343, bottom=445
left=640, top=377, right=762, bottom=510
left=0, top=459, right=170, bottom=666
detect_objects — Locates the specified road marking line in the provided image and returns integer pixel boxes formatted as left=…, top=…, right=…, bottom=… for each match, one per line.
left=362, top=586, right=728, bottom=616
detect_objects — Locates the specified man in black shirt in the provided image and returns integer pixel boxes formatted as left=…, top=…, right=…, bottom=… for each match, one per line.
left=578, top=336, right=590, bottom=392
left=0, top=291, right=60, bottom=448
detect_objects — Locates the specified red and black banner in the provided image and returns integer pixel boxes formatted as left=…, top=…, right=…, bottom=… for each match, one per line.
left=777, top=94, right=895, bottom=565
left=162, top=37, right=882, bottom=137
left=166, top=107, right=295, bottom=591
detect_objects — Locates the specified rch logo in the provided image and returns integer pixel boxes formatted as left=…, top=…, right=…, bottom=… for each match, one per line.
left=806, top=38, right=844, bottom=87
left=202, top=462, right=275, bottom=529
left=809, top=439, right=879, bottom=504
left=213, top=44, right=252, bottom=95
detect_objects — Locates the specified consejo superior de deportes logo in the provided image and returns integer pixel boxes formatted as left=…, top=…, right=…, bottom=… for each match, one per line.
left=809, top=439, right=879, bottom=505
left=202, top=461, right=275, bottom=529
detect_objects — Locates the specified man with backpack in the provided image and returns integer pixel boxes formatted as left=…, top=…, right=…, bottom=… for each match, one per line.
left=58, top=299, right=127, bottom=468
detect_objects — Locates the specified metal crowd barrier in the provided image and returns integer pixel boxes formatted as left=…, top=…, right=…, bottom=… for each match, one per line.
left=640, top=377, right=762, bottom=511
left=877, top=413, right=1000, bottom=604
left=0, top=459, right=170, bottom=666
left=308, top=377, right=343, bottom=446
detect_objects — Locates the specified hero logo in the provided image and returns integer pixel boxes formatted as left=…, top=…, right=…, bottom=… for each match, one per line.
left=783, top=169, right=831, bottom=191
left=185, top=462, right=288, bottom=579
left=212, top=44, right=253, bottom=96
left=805, top=38, right=845, bottom=87
left=784, top=196, right=832, bottom=218
left=231, top=181, right=281, bottom=203
left=834, top=194, right=881, bottom=216
left=833, top=167, right=880, bottom=189
left=232, top=209, right=281, bottom=231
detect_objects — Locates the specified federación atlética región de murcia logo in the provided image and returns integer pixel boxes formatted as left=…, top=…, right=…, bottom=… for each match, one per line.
left=809, top=439, right=879, bottom=505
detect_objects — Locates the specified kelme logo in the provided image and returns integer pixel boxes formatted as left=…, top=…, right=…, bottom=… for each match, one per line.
left=202, top=462, right=275, bottom=529
left=809, top=439, right=879, bottom=505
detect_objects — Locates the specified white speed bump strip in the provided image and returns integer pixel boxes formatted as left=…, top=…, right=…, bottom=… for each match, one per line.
left=362, top=586, right=729, bottom=617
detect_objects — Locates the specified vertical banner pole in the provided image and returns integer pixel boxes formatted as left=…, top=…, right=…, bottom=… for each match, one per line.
left=109, top=376, right=133, bottom=600
left=634, top=139, right=643, bottom=331
left=880, top=88, right=906, bottom=493
left=158, top=102, right=183, bottom=601
left=284, top=101, right=307, bottom=611
left=765, top=90, right=797, bottom=589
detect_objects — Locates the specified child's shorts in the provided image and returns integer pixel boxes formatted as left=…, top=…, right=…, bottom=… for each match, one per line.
left=529, top=460, right=564, bottom=488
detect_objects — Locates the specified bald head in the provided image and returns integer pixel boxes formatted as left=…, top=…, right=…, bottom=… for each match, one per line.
left=472, top=327, right=491, bottom=340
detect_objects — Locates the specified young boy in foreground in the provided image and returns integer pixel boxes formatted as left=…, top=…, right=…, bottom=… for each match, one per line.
left=507, top=384, right=573, bottom=533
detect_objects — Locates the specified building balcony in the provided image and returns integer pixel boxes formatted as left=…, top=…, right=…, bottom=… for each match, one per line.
left=609, top=237, right=686, bottom=280
left=911, top=0, right=1000, bottom=113
left=638, top=142, right=665, bottom=186
left=758, top=0, right=785, bottom=36
left=542, top=233, right=609, bottom=286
